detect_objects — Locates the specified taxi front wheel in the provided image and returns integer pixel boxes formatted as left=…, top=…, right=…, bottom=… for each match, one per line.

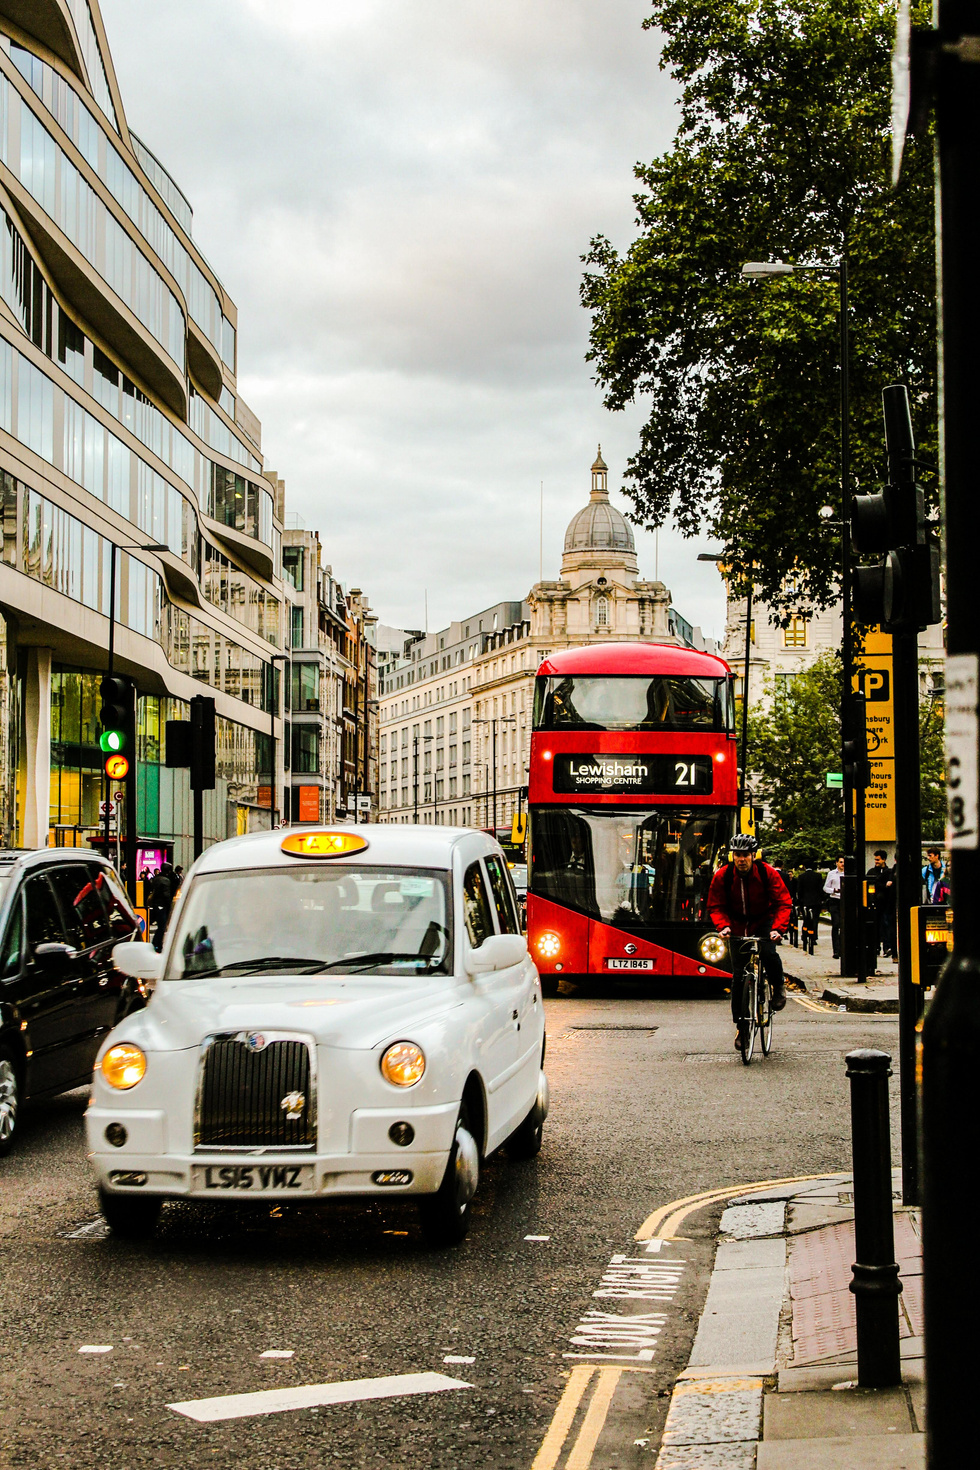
left=99, top=1188, right=162, bottom=1241
left=419, top=1108, right=479, bottom=1249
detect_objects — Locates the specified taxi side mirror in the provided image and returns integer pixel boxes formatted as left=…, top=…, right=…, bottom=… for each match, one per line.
left=464, top=933, right=527, bottom=976
left=112, top=941, right=164, bottom=985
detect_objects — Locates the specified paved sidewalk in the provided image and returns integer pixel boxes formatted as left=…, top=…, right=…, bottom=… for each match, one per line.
left=781, top=931, right=901, bottom=1014
left=654, top=1175, right=924, bottom=1469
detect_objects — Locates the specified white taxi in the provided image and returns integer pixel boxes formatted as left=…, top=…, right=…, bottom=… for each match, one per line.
left=86, top=826, right=548, bottom=1247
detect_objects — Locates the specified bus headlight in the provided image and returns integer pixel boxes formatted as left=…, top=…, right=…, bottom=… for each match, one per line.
left=699, top=933, right=727, bottom=963
left=536, top=931, right=561, bottom=960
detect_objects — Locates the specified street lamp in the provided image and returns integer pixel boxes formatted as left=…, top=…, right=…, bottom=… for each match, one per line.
left=103, top=541, right=170, bottom=856
left=473, top=716, right=517, bottom=834
left=741, top=255, right=863, bottom=981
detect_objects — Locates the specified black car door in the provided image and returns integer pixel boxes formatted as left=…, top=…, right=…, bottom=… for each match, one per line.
left=46, top=864, right=114, bottom=1063
left=14, top=873, right=86, bottom=1096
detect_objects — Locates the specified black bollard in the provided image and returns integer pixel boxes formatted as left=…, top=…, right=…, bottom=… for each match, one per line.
left=845, top=1049, right=903, bottom=1387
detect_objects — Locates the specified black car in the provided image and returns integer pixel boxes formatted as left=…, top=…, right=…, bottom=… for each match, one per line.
left=0, top=849, right=144, bottom=1156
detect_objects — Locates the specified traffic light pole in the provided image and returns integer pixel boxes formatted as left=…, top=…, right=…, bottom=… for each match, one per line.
left=922, top=7, right=980, bottom=1461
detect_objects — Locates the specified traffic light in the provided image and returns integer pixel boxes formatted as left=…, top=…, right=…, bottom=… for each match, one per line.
left=165, top=694, right=216, bottom=790
left=99, top=674, right=134, bottom=779
left=842, top=690, right=872, bottom=791
left=851, top=384, right=941, bottom=631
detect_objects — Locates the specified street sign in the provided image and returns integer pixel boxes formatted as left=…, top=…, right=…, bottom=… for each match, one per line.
left=355, top=795, right=371, bottom=813
left=857, top=630, right=897, bottom=842
left=98, top=800, right=117, bottom=833
left=826, top=772, right=843, bottom=789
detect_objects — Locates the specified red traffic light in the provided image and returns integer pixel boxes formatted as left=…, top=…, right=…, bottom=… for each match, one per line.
left=104, top=754, right=129, bottom=780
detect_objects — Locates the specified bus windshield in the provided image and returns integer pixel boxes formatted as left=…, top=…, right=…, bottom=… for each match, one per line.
left=530, top=806, right=734, bottom=926
left=533, top=675, right=731, bottom=732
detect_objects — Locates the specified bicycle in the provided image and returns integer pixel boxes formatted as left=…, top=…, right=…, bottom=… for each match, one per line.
left=734, top=936, right=775, bottom=1065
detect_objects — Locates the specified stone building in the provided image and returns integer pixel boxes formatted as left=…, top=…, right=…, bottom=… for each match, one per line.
left=378, top=450, right=709, bottom=830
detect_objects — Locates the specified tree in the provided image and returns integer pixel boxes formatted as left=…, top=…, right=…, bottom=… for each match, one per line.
left=919, top=693, right=946, bottom=843
left=581, top=0, right=936, bottom=614
left=746, top=653, right=844, bottom=863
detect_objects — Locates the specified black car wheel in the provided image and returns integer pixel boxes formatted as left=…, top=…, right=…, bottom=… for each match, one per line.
left=419, top=1107, right=479, bottom=1249
left=98, top=1188, right=162, bottom=1240
left=0, top=1048, right=21, bottom=1157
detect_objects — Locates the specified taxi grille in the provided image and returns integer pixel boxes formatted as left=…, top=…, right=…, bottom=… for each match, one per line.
left=196, top=1036, right=315, bottom=1149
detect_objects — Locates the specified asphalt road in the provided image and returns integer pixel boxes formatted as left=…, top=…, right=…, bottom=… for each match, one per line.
left=0, top=982, right=901, bottom=1470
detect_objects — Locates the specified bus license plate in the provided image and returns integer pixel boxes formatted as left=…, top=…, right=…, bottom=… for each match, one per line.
left=606, top=958, right=655, bottom=971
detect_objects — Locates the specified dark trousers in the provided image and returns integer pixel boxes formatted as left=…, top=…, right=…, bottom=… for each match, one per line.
left=731, top=937, right=785, bottom=1023
left=875, top=906, right=896, bottom=958
left=827, top=898, right=841, bottom=958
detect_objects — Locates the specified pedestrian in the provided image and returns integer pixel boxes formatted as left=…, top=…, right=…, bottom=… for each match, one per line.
left=921, top=846, right=947, bottom=904
left=795, top=860, right=825, bottom=955
left=865, top=849, right=896, bottom=961
left=706, top=834, right=791, bottom=1049
left=772, top=861, right=798, bottom=946
left=149, top=862, right=176, bottom=952
left=824, top=857, right=844, bottom=960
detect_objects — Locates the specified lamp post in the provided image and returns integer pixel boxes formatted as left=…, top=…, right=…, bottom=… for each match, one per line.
left=473, top=716, right=516, bottom=834
left=741, top=257, right=862, bottom=979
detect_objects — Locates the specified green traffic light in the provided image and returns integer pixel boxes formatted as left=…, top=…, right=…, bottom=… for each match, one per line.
left=99, top=730, right=125, bottom=753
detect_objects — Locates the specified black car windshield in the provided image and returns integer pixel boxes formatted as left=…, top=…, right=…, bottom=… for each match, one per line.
left=533, top=675, right=731, bottom=731
left=164, top=865, right=453, bottom=980
left=530, top=806, right=734, bottom=926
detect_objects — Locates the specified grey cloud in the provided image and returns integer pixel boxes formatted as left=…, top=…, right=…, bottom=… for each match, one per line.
left=100, top=0, right=727, bottom=641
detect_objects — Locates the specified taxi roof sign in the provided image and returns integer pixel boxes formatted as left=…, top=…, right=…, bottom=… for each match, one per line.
left=281, top=831, right=369, bottom=859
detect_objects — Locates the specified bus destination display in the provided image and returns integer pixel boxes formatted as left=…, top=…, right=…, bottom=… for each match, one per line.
left=552, top=753, right=713, bottom=796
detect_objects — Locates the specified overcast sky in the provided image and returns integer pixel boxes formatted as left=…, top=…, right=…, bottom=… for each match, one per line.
left=100, top=0, right=727, bottom=640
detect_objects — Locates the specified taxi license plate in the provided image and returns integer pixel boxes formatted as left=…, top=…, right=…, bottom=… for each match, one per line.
left=192, top=1164, right=314, bottom=1194
left=606, top=958, right=655, bottom=971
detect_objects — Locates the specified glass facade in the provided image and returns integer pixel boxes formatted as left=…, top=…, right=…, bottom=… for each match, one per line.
left=64, top=0, right=118, bottom=130
left=0, top=473, right=274, bottom=710
left=202, top=540, right=280, bottom=644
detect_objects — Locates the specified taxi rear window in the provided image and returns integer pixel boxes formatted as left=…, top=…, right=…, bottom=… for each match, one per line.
left=165, top=865, right=453, bottom=979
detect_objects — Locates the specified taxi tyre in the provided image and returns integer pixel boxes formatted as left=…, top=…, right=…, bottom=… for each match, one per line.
left=419, top=1104, right=479, bottom=1249
left=505, top=1101, right=544, bottom=1160
left=0, top=1047, right=21, bottom=1157
left=98, top=1187, right=162, bottom=1241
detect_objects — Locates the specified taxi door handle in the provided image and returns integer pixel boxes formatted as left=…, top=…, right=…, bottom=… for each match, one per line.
left=512, top=1010, right=519, bottom=1020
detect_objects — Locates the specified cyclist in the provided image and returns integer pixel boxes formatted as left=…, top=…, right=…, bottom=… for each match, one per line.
left=707, top=834, right=792, bottom=1047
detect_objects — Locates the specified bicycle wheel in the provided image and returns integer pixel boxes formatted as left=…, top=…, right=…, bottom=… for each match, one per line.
left=739, top=969, right=757, bottom=1065
left=759, top=973, right=773, bottom=1055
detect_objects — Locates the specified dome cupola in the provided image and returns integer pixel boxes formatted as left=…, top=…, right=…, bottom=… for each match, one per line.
left=563, top=445, right=636, bottom=555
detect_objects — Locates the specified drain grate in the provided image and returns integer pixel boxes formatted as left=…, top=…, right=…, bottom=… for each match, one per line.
left=570, top=1023, right=660, bottom=1032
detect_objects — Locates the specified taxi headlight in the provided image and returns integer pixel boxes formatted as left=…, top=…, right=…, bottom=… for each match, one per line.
left=381, top=1042, right=426, bottom=1088
left=699, top=932, right=728, bottom=963
left=101, top=1044, right=147, bottom=1090
left=537, top=931, right=561, bottom=959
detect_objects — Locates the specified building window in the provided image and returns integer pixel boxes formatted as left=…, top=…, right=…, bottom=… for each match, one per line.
left=783, top=616, right=809, bottom=648
left=291, top=605, right=304, bottom=647
left=282, top=547, right=304, bottom=591
left=291, top=725, right=319, bottom=774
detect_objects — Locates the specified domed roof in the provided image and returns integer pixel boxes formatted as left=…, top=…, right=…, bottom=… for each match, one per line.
left=563, top=446, right=635, bottom=554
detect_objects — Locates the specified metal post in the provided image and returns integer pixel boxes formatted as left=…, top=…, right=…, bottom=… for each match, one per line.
left=739, top=581, right=752, bottom=812
left=413, top=734, right=419, bottom=823
left=103, top=541, right=117, bottom=858
left=845, top=1049, right=902, bottom=1388
left=923, top=11, right=980, bottom=1461
left=839, top=256, right=862, bottom=980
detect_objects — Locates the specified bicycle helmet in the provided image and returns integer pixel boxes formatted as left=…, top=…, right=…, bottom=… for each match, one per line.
left=730, top=834, right=759, bottom=854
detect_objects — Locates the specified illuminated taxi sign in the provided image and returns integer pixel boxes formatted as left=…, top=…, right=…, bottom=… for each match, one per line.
left=281, top=831, right=369, bottom=859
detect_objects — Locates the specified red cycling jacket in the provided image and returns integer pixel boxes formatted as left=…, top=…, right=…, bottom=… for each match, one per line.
left=707, top=861, right=792, bottom=938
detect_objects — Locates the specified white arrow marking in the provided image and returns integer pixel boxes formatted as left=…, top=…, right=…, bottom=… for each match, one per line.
left=168, top=1371, right=472, bottom=1423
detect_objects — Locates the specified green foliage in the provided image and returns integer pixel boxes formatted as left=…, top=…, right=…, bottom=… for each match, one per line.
left=582, top=0, right=936, bottom=612
left=919, top=695, right=945, bottom=843
left=746, top=652, right=844, bottom=863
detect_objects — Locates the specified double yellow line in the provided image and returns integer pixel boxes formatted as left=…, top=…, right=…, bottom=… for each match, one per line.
left=530, top=1172, right=830, bottom=1468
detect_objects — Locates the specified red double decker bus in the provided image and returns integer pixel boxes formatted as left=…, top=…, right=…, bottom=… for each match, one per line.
left=526, top=642, right=738, bottom=992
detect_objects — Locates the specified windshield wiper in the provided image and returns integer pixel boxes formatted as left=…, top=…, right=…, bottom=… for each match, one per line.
left=215, top=956, right=327, bottom=975
left=311, top=952, right=442, bottom=974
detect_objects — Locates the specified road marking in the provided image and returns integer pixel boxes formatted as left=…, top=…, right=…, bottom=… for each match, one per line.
left=525, top=1234, right=551, bottom=1241
left=530, top=1365, right=594, bottom=1470
left=792, top=993, right=827, bottom=1012
left=168, top=1371, right=471, bottom=1423
left=62, top=1217, right=110, bottom=1241
left=634, top=1174, right=826, bottom=1241
left=259, top=1350, right=294, bottom=1359
left=78, top=1345, right=113, bottom=1354
left=565, top=1368, right=622, bottom=1470
left=443, top=1355, right=475, bottom=1365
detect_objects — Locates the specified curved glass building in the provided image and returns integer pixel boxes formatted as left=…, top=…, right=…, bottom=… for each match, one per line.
left=0, top=0, right=286, bottom=873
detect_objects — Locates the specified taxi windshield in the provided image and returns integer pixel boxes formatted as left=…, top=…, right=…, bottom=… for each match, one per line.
left=164, top=865, right=453, bottom=980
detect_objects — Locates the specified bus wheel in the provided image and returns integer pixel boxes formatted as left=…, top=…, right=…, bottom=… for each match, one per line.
left=540, top=975, right=560, bottom=997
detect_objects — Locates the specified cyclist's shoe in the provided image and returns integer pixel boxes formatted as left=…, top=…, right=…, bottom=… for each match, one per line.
left=734, top=1030, right=742, bottom=1050
left=772, top=988, right=787, bottom=1011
